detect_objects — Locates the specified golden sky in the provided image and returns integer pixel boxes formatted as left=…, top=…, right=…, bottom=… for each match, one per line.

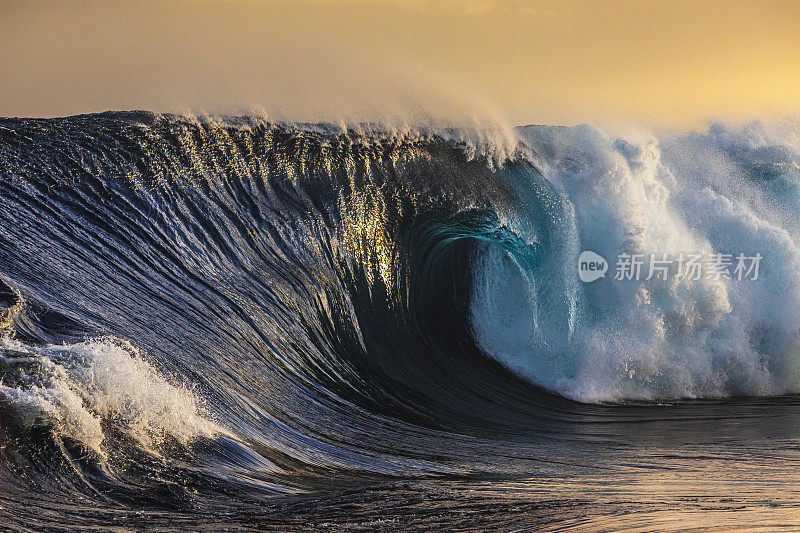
left=1, top=0, right=799, bottom=128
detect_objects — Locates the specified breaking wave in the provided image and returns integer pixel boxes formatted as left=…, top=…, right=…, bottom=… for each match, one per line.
left=2, top=112, right=800, bottom=527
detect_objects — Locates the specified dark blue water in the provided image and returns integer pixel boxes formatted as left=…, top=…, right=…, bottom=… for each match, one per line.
left=2, top=113, right=800, bottom=531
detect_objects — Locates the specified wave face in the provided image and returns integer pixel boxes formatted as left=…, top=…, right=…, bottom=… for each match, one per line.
left=3, top=113, right=800, bottom=529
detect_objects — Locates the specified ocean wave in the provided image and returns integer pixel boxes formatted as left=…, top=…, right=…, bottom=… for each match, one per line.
left=3, top=113, right=800, bottom=524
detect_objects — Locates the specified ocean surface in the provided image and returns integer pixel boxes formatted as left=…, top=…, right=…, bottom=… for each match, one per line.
left=2, top=112, right=800, bottom=531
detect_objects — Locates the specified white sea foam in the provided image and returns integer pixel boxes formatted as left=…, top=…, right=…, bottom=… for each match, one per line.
left=0, top=336, right=225, bottom=453
left=472, top=121, right=800, bottom=402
